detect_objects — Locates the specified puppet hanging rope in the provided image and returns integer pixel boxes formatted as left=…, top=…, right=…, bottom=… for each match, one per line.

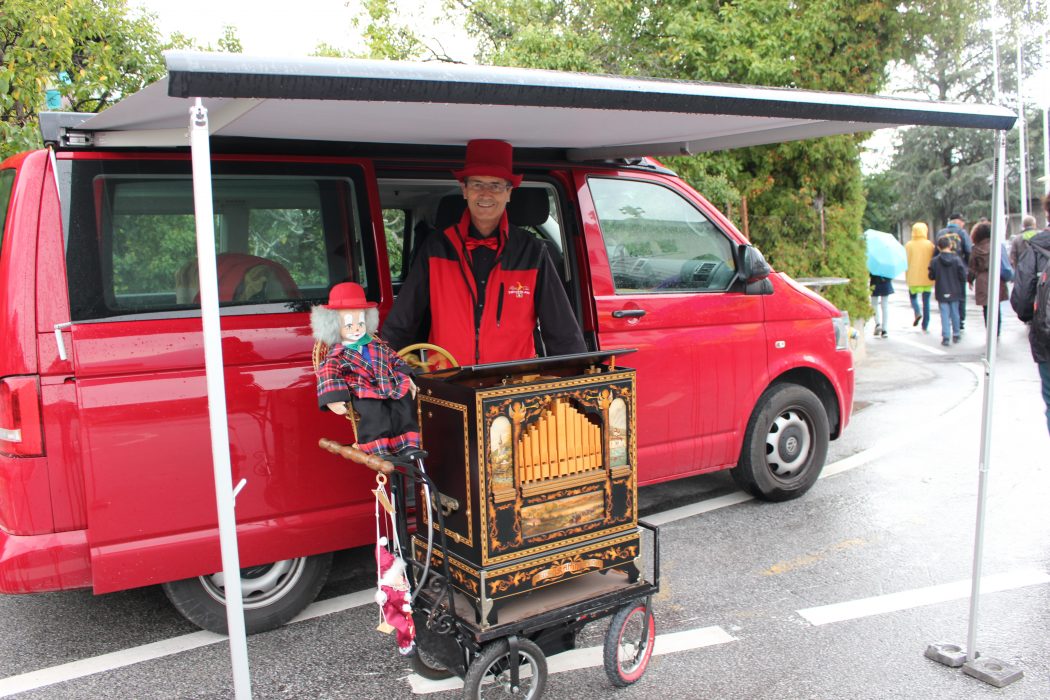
left=373, top=474, right=416, bottom=656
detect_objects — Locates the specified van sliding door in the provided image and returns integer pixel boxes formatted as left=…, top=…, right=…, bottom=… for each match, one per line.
left=60, top=156, right=385, bottom=593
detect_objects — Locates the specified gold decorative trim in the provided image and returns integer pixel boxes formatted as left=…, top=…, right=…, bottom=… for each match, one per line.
left=484, top=532, right=640, bottom=597
left=532, top=558, right=602, bottom=585
left=419, top=395, right=473, bottom=548
left=476, top=370, right=634, bottom=400
left=413, top=535, right=480, bottom=577
left=489, top=531, right=639, bottom=575
left=520, top=469, right=605, bottom=498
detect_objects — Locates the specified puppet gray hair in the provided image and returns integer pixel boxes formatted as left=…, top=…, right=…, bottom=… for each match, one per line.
left=310, top=305, right=380, bottom=345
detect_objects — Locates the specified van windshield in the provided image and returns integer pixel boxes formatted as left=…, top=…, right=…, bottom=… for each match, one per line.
left=61, top=159, right=373, bottom=321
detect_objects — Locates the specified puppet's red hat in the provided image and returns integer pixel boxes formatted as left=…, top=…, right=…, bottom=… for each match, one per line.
left=323, top=282, right=376, bottom=309
left=452, top=139, right=523, bottom=188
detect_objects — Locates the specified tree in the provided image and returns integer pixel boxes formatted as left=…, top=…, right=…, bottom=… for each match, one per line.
left=0, top=0, right=184, bottom=160
left=861, top=170, right=900, bottom=234
left=879, top=0, right=1046, bottom=230
left=426, top=0, right=909, bottom=320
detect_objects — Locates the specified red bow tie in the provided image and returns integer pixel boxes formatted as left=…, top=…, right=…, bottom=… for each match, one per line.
left=465, top=236, right=499, bottom=252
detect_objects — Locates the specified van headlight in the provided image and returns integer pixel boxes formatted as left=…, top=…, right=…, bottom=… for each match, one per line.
left=832, top=312, right=851, bottom=351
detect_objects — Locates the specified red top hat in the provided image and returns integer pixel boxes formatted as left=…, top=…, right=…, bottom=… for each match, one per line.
left=323, top=282, right=376, bottom=309
left=452, top=139, right=523, bottom=188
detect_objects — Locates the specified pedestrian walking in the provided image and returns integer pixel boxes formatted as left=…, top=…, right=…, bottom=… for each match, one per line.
left=870, top=273, right=893, bottom=338
left=935, top=213, right=973, bottom=330
left=967, top=222, right=1012, bottom=338
left=1009, top=214, right=1040, bottom=268
left=905, top=221, right=935, bottom=332
left=1009, top=193, right=1050, bottom=436
left=929, top=236, right=967, bottom=346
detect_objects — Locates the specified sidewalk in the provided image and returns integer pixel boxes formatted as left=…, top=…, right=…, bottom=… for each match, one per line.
left=855, top=275, right=1028, bottom=367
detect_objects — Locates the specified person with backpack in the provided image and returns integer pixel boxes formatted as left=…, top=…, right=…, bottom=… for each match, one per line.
left=929, top=236, right=968, bottom=346
left=935, top=213, right=973, bottom=330
left=1010, top=192, right=1050, bottom=436
left=1009, top=214, right=1039, bottom=268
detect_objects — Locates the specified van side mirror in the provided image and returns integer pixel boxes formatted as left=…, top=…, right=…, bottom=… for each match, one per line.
left=737, top=245, right=773, bottom=294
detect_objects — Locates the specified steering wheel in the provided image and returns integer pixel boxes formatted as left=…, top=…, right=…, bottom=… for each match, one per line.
left=398, top=343, right=459, bottom=372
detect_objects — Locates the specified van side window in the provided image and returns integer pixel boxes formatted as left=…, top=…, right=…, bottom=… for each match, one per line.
left=0, top=169, right=14, bottom=254
left=383, top=208, right=408, bottom=283
left=62, top=160, right=372, bottom=321
left=588, top=178, right=736, bottom=293
left=378, top=179, right=569, bottom=286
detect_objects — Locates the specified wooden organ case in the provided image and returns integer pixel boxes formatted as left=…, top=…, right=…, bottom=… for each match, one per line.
left=412, top=351, right=639, bottom=627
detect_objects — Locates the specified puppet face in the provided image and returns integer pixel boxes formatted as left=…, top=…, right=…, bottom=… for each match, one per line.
left=340, top=310, right=368, bottom=343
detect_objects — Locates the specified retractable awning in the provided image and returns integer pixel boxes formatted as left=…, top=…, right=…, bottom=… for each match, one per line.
left=62, top=52, right=1018, bottom=700
left=69, top=50, right=1016, bottom=157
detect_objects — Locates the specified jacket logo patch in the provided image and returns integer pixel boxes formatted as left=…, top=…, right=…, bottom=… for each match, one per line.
left=508, top=283, right=531, bottom=299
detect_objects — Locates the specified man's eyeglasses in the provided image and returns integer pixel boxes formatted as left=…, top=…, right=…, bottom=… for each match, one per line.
left=465, top=180, right=511, bottom=193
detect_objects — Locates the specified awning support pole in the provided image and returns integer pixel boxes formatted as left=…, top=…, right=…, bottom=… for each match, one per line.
left=189, top=98, right=253, bottom=699
left=926, top=129, right=1022, bottom=688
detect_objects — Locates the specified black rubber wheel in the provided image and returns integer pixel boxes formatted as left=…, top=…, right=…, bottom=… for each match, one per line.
left=462, top=638, right=546, bottom=700
left=603, top=601, right=656, bottom=687
left=161, top=553, right=332, bottom=634
left=410, top=645, right=455, bottom=680
left=731, top=384, right=830, bottom=502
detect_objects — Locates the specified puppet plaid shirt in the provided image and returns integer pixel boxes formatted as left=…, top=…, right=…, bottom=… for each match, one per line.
left=316, top=338, right=413, bottom=407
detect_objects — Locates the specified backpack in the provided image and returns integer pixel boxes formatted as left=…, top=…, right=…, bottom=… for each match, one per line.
left=999, top=243, right=1014, bottom=283
left=936, top=229, right=962, bottom=255
left=1031, top=241, right=1050, bottom=348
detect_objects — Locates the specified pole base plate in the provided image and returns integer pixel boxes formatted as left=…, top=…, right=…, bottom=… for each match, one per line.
left=962, top=656, right=1023, bottom=688
left=924, top=643, right=971, bottom=667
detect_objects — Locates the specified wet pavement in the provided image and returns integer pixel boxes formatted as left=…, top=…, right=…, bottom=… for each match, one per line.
left=3, top=286, right=1048, bottom=699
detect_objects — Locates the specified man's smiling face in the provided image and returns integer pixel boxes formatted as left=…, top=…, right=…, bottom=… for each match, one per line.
left=461, top=176, right=512, bottom=235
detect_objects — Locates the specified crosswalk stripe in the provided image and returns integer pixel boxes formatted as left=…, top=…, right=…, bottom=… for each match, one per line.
left=797, top=568, right=1050, bottom=626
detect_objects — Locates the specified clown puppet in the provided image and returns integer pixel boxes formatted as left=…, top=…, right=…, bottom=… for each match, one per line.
left=311, top=282, right=421, bottom=456
left=374, top=536, right=416, bottom=655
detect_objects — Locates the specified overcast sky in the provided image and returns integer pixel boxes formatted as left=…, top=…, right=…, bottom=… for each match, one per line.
left=126, top=1, right=1046, bottom=176
left=129, top=0, right=474, bottom=60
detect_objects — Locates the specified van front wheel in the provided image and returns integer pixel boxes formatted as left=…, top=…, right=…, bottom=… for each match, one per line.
left=731, top=384, right=829, bottom=502
left=161, top=553, right=332, bottom=634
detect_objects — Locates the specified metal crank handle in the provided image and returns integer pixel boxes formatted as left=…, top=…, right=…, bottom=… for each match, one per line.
left=318, top=438, right=394, bottom=475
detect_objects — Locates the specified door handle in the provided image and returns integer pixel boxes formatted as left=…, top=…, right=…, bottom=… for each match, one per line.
left=612, top=309, right=646, bottom=319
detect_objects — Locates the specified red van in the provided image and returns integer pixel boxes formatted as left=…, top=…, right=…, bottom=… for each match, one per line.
left=0, top=53, right=1011, bottom=633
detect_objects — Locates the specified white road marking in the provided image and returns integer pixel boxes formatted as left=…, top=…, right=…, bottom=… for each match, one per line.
left=892, top=336, right=947, bottom=355
left=406, top=625, right=736, bottom=694
left=0, top=589, right=375, bottom=698
left=644, top=491, right=754, bottom=526
left=797, top=568, right=1050, bottom=626
left=0, top=631, right=224, bottom=697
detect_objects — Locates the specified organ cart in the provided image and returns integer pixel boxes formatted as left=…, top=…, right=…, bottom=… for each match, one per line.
left=320, top=350, right=660, bottom=699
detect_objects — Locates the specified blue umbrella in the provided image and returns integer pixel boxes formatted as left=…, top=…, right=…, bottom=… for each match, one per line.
left=864, top=229, right=907, bottom=278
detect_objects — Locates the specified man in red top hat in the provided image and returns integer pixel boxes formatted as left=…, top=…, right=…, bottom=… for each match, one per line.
left=310, top=282, right=420, bottom=456
left=383, top=139, right=585, bottom=365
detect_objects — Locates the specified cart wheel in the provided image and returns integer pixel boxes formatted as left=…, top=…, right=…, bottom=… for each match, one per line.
left=603, top=601, right=655, bottom=687
left=410, top=645, right=454, bottom=681
left=463, top=638, right=546, bottom=699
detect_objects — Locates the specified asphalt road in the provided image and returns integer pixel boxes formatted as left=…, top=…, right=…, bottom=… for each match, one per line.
left=3, top=291, right=1048, bottom=699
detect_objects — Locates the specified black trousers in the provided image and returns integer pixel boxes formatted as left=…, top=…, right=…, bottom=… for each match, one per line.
left=350, top=395, right=418, bottom=444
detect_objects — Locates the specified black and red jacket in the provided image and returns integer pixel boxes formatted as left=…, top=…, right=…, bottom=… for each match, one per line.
left=383, top=210, right=585, bottom=365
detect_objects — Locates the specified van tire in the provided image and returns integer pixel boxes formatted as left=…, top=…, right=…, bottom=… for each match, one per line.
left=731, top=384, right=829, bottom=502
left=161, top=553, right=333, bottom=634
